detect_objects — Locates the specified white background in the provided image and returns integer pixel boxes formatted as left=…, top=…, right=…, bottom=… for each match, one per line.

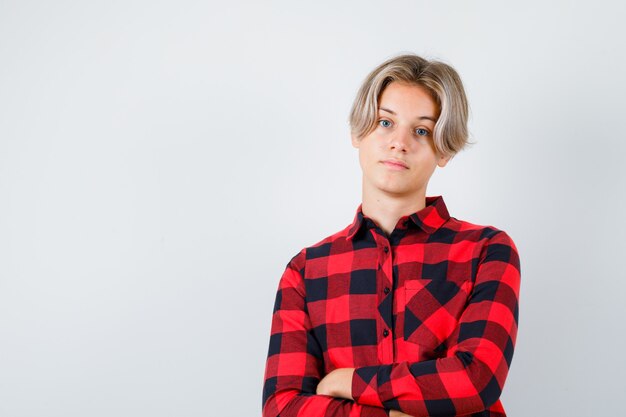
left=1, top=1, right=625, bottom=416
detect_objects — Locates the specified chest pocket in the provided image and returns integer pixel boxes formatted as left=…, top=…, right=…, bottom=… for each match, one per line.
left=403, top=278, right=472, bottom=350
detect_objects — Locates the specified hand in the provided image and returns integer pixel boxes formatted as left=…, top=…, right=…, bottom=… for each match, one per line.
left=389, top=410, right=414, bottom=417
left=315, top=368, right=355, bottom=400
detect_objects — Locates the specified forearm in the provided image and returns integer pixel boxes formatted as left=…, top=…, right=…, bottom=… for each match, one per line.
left=319, top=360, right=493, bottom=417
left=351, top=350, right=501, bottom=416
left=264, top=389, right=389, bottom=417
left=316, top=368, right=355, bottom=400
left=316, top=368, right=420, bottom=417
left=389, top=411, right=413, bottom=417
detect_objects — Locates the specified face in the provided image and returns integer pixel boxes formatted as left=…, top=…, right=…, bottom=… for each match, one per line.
left=351, top=81, right=451, bottom=199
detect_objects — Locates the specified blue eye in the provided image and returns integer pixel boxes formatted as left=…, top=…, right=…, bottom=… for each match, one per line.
left=415, top=128, right=429, bottom=136
left=379, top=119, right=391, bottom=128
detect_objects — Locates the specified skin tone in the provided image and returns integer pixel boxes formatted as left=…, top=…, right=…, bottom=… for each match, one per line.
left=315, top=81, right=452, bottom=417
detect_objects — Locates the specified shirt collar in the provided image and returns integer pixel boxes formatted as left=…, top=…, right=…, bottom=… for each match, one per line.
left=346, top=195, right=451, bottom=240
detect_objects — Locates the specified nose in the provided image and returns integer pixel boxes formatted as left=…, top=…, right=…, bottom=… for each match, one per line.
left=389, top=128, right=411, bottom=152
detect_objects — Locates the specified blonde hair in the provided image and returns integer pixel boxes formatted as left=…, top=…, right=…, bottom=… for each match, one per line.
left=349, top=53, right=473, bottom=158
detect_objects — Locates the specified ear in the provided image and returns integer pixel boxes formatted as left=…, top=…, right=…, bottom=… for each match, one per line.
left=351, top=134, right=361, bottom=149
left=437, top=154, right=452, bottom=168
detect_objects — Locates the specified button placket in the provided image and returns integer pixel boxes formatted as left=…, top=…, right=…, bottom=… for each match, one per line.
left=379, top=240, right=394, bottom=362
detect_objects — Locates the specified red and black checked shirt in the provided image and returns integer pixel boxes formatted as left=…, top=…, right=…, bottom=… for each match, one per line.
left=262, top=195, right=521, bottom=417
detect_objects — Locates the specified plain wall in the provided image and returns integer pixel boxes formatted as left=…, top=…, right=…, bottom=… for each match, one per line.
left=1, top=1, right=625, bottom=416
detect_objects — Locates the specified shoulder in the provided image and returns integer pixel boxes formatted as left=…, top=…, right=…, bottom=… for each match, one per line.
left=449, top=218, right=521, bottom=276
left=445, top=216, right=521, bottom=269
left=446, top=215, right=518, bottom=247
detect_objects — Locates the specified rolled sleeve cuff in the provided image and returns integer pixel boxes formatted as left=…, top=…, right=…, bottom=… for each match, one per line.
left=352, top=366, right=384, bottom=408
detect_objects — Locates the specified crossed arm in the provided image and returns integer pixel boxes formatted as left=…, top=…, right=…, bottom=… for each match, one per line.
left=316, top=368, right=411, bottom=417
left=262, top=231, right=521, bottom=417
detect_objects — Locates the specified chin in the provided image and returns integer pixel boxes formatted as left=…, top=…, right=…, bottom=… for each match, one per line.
left=378, top=185, right=415, bottom=196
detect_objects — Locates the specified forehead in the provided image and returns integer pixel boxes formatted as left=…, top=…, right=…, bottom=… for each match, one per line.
left=379, top=81, right=439, bottom=118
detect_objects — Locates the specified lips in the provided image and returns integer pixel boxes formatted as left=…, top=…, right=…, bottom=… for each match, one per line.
left=382, top=159, right=409, bottom=169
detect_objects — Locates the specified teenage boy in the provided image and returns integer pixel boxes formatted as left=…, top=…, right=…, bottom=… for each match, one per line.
left=262, top=54, right=521, bottom=417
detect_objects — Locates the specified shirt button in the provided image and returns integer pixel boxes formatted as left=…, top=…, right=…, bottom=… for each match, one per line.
left=383, top=246, right=389, bottom=253
left=383, top=287, right=390, bottom=294
left=383, top=329, right=389, bottom=337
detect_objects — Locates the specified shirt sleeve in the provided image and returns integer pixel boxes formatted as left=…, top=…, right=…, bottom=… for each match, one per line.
left=262, top=249, right=390, bottom=417
left=350, top=230, right=521, bottom=416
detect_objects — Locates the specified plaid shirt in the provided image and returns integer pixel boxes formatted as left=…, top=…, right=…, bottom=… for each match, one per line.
left=262, top=195, right=521, bottom=417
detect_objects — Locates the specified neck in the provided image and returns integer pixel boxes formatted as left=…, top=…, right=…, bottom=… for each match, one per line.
left=360, top=184, right=427, bottom=237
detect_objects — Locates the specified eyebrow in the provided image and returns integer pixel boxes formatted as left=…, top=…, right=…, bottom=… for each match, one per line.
left=379, top=107, right=437, bottom=122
